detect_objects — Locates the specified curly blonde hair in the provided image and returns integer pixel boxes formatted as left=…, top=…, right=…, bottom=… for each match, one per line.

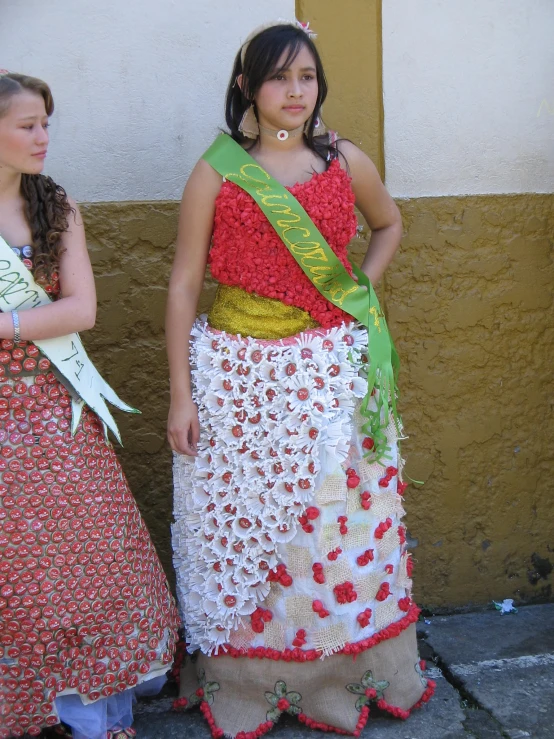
left=0, top=73, right=71, bottom=283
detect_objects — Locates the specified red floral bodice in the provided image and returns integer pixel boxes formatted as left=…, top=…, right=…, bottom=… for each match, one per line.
left=209, top=158, right=358, bottom=328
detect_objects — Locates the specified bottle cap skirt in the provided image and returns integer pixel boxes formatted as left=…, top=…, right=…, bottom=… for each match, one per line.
left=0, top=343, right=180, bottom=738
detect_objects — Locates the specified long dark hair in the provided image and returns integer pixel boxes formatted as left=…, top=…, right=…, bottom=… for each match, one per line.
left=225, top=25, right=335, bottom=164
left=0, top=72, right=71, bottom=283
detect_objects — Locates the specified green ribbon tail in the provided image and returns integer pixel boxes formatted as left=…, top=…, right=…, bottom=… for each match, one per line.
left=351, top=263, right=402, bottom=458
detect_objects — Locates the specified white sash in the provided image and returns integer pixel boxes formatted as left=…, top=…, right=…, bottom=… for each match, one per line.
left=0, top=235, right=139, bottom=444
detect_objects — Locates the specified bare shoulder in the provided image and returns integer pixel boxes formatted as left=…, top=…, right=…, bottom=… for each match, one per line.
left=183, top=157, right=223, bottom=201
left=65, top=195, right=82, bottom=223
left=58, top=194, right=85, bottom=237
left=335, top=139, right=379, bottom=179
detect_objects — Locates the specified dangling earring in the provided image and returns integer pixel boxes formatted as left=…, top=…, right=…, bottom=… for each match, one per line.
left=313, top=115, right=327, bottom=137
left=305, top=113, right=327, bottom=137
left=238, top=105, right=259, bottom=139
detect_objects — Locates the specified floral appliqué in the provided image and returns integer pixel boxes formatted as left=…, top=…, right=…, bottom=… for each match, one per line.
left=189, top=669, right=220, bottom=707
left=346, top=670, right=390, bottom=712
left=265, top=680, right=303, bottom=722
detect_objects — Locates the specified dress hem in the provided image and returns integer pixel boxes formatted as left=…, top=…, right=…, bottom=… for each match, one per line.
left=183, top=677, right=436, bottom=739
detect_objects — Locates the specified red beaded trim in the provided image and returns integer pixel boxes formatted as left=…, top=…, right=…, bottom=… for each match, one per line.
left=376, top=677, right=436, bottom=720
left=413, top=678, right=437, bottom=709
left=197, top=680, right=435, bottom=739
left=212, top=604, right=420, bottom=661
left=199, top=701, right=369, bottom=738
left=170, top=638, right=187, bottom=685
left=200, top=702, right=226, bottom=738
left=352, top=706, right=370, bottom=737
left=298, top=708, right=367, bottom=735
left=173, top=696, right=189, bottom=711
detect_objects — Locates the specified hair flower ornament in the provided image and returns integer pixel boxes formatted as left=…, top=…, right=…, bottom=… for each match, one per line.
left=295, top=20, right=317, bottom=39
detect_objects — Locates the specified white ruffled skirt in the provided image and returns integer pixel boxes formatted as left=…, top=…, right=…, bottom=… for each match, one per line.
left=172, top=319, right=412, bottom=656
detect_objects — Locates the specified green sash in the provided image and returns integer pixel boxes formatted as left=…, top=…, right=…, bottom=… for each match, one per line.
left=0, top=235, right=139, bottom=445
left=202, top=134, right=400, bottom=460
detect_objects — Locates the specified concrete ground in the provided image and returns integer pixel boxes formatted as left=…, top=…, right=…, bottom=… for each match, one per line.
left=134, top=603, right=554, bottom=738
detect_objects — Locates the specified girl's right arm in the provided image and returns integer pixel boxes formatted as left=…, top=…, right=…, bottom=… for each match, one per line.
left=166, top=159, right=222, bottom=456
left=0, top=198, right=97, bottom=340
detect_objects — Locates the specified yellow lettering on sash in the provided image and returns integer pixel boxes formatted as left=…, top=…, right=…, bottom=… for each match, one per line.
left=269, top=203, right=296, bottom=215
left=260, top=194, right=289, bottom=207
left=328, top=282, right=358, bottom=306
left=309, top=265, right=335, bottom=284
left=288, top=241, right=328, bottom=263
left=276, top=214, right=302, bottom=227
left=237, top=163, right=272, bottom=188
left=285, top=228, right=313, bottom=241
left=370, top=306, right=382, bottom=333
left=310, top=273, right=358, bottom=306
left=261, top=196, right=303, bottom=227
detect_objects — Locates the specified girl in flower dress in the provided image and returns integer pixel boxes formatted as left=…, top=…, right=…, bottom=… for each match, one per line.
left=0, top=72, right=179, bottom=739
left=167, top=21, right=434, bottom=739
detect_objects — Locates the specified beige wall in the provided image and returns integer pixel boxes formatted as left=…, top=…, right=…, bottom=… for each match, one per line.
left=382, top=0, right=554, bottom=196
left=2, top=0, right=295, bottom=201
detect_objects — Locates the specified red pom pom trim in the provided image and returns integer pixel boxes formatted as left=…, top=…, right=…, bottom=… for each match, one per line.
left=213, top=604, right=420, bottom=661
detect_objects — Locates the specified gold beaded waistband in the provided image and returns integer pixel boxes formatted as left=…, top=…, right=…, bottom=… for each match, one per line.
left=208, top=284, right=318, bottom=340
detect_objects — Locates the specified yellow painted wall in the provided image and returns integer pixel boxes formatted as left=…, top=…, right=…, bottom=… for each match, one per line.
left=79, top=203, right=219, bottom=585
left=80, top=202, right=179, bottom=578
left=388, top=194, right=554, bottom=608
left=296, top=0, right=384, bottom=176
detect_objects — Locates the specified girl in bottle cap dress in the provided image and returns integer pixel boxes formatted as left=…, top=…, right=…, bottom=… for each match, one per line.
left=167, top=21, right=434, bottom=738
left=0, top=72, right=180, bottom=739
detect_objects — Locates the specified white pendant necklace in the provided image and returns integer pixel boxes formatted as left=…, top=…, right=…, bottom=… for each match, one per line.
left=259, top=123, right=304, bottom=141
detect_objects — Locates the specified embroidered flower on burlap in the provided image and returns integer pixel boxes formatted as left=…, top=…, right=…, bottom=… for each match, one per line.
left=265, top=680, right=303, bottom=722
left=346, top=670, right=390, bottom=712
left=189, top=669, right=220, bottom=707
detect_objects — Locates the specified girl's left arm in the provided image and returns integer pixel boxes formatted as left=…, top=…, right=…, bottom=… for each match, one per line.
left=338, top=140, right=403, bottom=284
left=0, top=198, right=97, bottom=340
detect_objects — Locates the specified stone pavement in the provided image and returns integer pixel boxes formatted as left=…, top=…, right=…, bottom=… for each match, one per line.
left=134, top=603, right=554, bottom=739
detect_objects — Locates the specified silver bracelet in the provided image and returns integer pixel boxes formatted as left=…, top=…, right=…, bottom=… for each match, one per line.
left=11, top=311, right=21, bottom=343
